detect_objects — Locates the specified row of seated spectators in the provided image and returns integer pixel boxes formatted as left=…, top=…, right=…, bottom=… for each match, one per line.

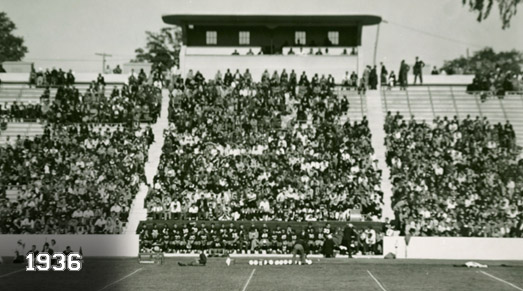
left=467, top=69, right=523, bottom=99
left=172, top=68, right=341, bottom=93
left=230, top=47, right=357, bottom=56
left=146, top=70, right=382, bottom=224
left=139, top=222, right=384, bottom=256
left=30, top=67, right=75, bottom=87
left=385, top=112, right=523, bottom=237
left=0, top=123, right=154, bottom=234
left=0, top=102, right=43, bottom=122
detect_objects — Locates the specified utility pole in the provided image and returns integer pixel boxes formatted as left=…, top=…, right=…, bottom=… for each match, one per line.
left=373, top=20, right=387, bottom=67
left=95, top=52, right=112, bottom=73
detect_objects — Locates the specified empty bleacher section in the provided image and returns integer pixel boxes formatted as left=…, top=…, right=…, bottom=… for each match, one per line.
left=382, top=86, right=523, bottom=145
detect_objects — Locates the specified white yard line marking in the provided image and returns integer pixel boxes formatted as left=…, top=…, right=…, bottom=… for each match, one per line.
left=0, top=268, right=25, bottom=278
left=241, top=268, right=256, bottom=291
left=479, top=270, right=523, bottom=291
left=367, top=270, right=387, bottom=291
left=97, top=268, right=143, bottom=291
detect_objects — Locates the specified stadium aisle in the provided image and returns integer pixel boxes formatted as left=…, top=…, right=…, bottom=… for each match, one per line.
left=124, top=88, right=171, bottom=234
left=366, top=90, right=394, bottom=219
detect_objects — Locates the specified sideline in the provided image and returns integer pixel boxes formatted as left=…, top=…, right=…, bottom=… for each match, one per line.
left=479, top=270, right=523, bottom=291
left=0, top=268, right=25, bottom=279
left=241, top=268, right=256, bottom=291
left=367, top=270, right=388, bottom=291
left=97, top=268, right=143, bottom=291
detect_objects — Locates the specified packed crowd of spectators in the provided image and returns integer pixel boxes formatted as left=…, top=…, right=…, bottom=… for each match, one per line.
left=385, top=112, right=523, bottom=237
left=146, top=69, right=382, bottom=225
left=139, top=222, right=383, bottom=256
left=45, top=77, right=161, bottom=124
left=0, top=71, right=162, bottom=123
left=0, top=123, right=154, bottom=234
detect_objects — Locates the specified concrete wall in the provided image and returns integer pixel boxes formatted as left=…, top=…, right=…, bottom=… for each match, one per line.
left=406, top=74, right=474, bottom=85
left=186, top=46, right=262, bottom=55
left=384, top=236, right=523, bottom=260
left=123, top=62, right=152, bottom=75
left=0, top=73, right=129, bottom=84
left=2, top=62, right=33, bottom=73
left=183, top=54, right=359, bottom=81
left=0, top=235, right=139, bottom=257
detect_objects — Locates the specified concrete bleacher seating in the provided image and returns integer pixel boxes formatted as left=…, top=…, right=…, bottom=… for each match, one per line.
left=0, top=84, right=123, bottom=106
left=382, top=86, right=523, bottom=145
left=5, top=188, right=20, bottom=202
left=336, top=88, right=366, bottom=122
left=0, top=122, right=45, bottom=145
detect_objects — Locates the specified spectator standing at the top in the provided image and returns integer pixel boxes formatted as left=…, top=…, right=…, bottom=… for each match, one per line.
left=362, top=66, right=371, bottom=90
left=380, top=63, right=388, bottom=87
left=369, top=66, right=378, bottom=90
left=413, top=56, right=425, bottom=84
left=398, top=60, right=409, bottom=90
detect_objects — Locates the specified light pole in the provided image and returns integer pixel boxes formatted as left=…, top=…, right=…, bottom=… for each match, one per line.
left=95, top=52, right=112, bottom=73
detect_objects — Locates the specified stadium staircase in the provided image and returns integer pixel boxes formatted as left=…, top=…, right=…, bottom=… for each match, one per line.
left=335, top=88, right=367, bottom=122
left=365, top=90, right=394, bottom=219
left=124, top=88, right=171, bottom=234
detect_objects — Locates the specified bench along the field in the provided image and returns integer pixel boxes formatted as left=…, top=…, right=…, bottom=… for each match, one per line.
left=138, top=252, right=164, bottom=264
left=137, top=219, right=384, bottom=257
left=138, top=219, right=384, bottom=233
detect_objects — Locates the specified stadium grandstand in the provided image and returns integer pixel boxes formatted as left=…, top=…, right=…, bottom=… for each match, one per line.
left=1, top=1, right=523, bottom=290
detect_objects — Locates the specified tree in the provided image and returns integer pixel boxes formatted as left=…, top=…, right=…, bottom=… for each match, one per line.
left=462, top=0, right=522, bottom=29
left=133, top=27, right=182, bottom=71
left=441, top=47, right=523, bottom=74
left=0, top=12, right=28, bottom=63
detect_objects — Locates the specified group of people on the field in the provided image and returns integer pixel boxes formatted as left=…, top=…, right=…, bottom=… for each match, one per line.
left=0, top=123, right=154, bottom=234
left=139, top=222, right=383, bottom=256
left=385, top=112, right=523, bottom=237
left=145, top=69, right=382, bottom=224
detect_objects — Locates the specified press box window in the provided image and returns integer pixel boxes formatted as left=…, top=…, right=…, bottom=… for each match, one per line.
left=328, top=31, right=339, bottom=45
left=239, top=31, right=250, bottom=45
left=206, top=31, right=217, bottom=45
left=295, top=31, right=306, bottom=45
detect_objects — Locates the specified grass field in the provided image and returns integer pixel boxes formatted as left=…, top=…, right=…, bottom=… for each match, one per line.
left=1, top=257, right=522, bottom=291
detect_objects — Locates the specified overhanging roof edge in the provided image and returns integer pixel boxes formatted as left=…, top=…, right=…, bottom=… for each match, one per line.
left=162, top=14, right=382, bottom=26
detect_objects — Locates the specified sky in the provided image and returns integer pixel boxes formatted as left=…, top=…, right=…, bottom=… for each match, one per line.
left=1, top=0, right=521, bottom=72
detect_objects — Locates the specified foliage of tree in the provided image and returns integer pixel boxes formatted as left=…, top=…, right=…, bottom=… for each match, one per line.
left=462, top=0, right=521, bottom=29
left=441, top=47, right=523, bottom=75
left=0, top=12, right=28, bottom=63
left=133, top=27, right=182, bottom=71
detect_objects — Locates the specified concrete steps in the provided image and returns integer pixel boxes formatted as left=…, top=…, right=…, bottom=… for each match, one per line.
left=366, top=89, right=393, bottom=219
left=124, top=88, right=171, bottom=234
